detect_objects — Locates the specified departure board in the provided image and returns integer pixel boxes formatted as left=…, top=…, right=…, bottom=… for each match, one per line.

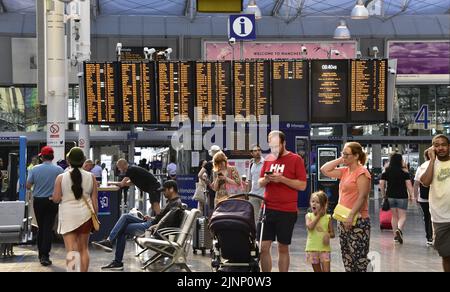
left=195, top=61, right=232, bottom=122
left=84, top=62, right=120, bottom=124
left=350, top=59, right=387, bottom=122
left=233, top=61, right=270, bottom=122
left=272, top=60, right=309, bottom=122
left=120, top=62, right=156, bottom=124
left=157, top=61, right=195, bottom=123
left=311, top=60, right=349, bottom=123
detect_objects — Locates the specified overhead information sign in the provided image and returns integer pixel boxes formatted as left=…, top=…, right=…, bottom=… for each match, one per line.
left=272, top=60, right=309, bottom=122
left=350, top=59, right=387, bottom=123
left=120, top=62, right=156, bottom=124
left=84, top=62, right=120, bottom=124
left=195, top=61, right=232, bottom=122
left=157, top=61, right=195, bottom=123
left=311, top=60, right=349, bottom=123
left=233, top=60, right=271, bottom=122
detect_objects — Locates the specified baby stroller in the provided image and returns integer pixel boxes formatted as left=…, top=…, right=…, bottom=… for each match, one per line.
left=209, top=194, right=266, bottom=272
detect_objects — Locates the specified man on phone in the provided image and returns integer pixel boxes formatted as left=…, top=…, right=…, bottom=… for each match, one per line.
left=420, top=134, right=450, bottom=272
left=258, top=131, right=307, bottom=272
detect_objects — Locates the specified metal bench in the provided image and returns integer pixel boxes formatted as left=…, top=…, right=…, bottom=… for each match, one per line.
left=136, top=208, right=200, bottom=272
left=0, top=201, right=31, bottom=258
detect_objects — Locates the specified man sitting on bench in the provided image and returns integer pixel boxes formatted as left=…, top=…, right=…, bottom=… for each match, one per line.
left=93, top=180, right=181, bottom=271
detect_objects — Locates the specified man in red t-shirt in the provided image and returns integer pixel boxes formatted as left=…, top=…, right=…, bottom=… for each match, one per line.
left=258, top=131, right=307, bottom=272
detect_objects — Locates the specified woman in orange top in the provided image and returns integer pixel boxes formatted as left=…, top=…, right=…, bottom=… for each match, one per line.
left=320, top=142, right=371, bottom=272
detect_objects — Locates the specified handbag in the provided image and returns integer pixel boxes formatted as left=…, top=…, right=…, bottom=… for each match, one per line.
left=82, top=195, right=100, bottom=232
left=332, top=204, right=358, bottom=226
left=193, top=182, right=207, bottom=204
left=381, top=198, right=390, bottom=211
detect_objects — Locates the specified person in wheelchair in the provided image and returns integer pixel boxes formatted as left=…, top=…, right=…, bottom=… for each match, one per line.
left=93, top=180, right=182, bottom=271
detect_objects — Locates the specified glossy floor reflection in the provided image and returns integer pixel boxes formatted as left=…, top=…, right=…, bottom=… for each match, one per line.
left=0, top=200, right=443, bottom=272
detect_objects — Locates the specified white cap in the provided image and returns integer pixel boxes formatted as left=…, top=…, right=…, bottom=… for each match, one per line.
left=208, top=145, right=221, bottom=157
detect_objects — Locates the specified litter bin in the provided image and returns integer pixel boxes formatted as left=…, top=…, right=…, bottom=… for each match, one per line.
left=90, top=186, right=121, bottom=242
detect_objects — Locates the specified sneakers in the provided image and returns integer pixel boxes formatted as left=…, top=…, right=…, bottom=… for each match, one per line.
left=395, top=229, right=404, bottom=244
left=426, top=240, right=433, bottom=247
left=101, top=261, right=124, bottom=271
left=92, top=239, right=113, bottom=252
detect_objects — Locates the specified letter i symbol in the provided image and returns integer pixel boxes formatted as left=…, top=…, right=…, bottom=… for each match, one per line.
left=240, top=18, right=246, bottom=35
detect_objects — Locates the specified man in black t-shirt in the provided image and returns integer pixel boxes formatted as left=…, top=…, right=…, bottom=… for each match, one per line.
left=110, top=159, right=161, bottom=215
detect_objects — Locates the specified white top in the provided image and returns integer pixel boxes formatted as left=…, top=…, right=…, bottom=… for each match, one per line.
left=429, top=159, right=450, bottom=223
left=247, top=157, right=265, bottom=197
left=414, top=161, right=430, bottom=203
left=57, top=169, right=94, bottom=235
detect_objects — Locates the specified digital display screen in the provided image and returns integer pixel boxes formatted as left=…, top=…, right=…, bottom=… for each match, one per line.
left=311, top=60, right=348, bottom=123
left=84, top=62, right=120, bottom=124
left=272, top=60, right=309, bottom=122
left=157, top=61, right=195, bottom=123
left=195, top=61, right=232, bottom=122
left=233, top=60, right=270, bottom=122
left=350, top=59, right=387, bottom=122
left=120, top=62, right=156, bottom=124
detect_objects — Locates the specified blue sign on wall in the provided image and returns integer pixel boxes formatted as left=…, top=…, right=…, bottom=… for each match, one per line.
left=176, top=175, right=198, bottom=209
left=228, top=14, right=256, bottom=41
left=98, top=191, right=111, bottom=215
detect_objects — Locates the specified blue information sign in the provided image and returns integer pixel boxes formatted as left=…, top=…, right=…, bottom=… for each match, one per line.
left=228, top=14, right=256, bottom=41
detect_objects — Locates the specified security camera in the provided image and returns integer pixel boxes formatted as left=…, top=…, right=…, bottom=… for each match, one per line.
left=372, top=46, right=379, bottom=58
left=228, top=37, right=236, bottom=45
left=143, top=47, right=156, bottom=60
left=331, top=49, right=340, bottom=56
left=388, top=67, right=396, bottom=75
left=165, top=48, right=173, bottom=54
left=356, top=50, right=362, bottom=58
left=301, top=46, right=308, bottom=55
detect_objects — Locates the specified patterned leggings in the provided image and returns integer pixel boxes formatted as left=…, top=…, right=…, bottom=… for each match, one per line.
left=338, top=218, right=371, bottom=272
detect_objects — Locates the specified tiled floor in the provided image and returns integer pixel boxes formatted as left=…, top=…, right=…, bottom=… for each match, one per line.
left=0, top=200, right=443, bottom=272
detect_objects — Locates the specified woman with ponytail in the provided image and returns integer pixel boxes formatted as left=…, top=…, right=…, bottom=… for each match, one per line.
left=320, top=142, right=372, bottom=272
left=52, top=147, right=98, bottom=272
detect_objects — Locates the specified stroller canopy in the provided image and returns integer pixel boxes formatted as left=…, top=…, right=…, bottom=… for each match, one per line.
left=209, top=199, right=256, bottom=238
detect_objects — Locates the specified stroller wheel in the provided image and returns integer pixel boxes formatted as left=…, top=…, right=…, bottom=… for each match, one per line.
left=201, top=249, right=206, bottom=256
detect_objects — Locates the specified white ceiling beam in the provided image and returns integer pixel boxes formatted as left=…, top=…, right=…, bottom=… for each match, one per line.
left=286, top=0, right=306, bottom=24
left=272, top=0, right=285, bottom=16
left=0, top=0, right=6, bottom=13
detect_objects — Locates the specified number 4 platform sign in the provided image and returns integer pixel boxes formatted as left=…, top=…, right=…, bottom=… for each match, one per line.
left=415, top=105, right=430, bottom=130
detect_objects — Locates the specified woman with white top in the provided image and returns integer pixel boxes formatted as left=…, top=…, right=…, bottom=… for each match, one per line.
left=414, top=150, right=433, bottom=246
left=52, top=147, right=98, bottom=272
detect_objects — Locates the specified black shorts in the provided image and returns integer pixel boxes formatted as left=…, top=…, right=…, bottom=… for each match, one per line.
left=261, top=209, right=297, bottom=245
left=147, top=190, right=161, bottom=204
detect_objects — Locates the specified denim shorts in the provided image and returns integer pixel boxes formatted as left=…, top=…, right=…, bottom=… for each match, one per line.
left=388, top=198, right=408, bottom=210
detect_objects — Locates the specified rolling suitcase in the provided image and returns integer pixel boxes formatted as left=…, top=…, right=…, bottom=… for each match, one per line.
left=380, top=209, right=393, bottom=230
left=192, top=216, right=213, bottom=256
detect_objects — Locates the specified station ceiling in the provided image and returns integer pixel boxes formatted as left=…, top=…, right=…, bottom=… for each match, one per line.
left=2, top=0, right=449, bottom=21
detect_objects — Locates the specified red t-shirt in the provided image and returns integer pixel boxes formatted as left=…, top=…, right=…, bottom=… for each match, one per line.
left=260, top=152, right=307, bottom=212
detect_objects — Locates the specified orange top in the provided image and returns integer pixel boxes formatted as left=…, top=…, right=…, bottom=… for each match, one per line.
left=338, top=166, right=371, bottom=219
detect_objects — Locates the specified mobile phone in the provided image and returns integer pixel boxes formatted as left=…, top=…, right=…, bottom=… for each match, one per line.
left=265, top=171, right=273, bottom=175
